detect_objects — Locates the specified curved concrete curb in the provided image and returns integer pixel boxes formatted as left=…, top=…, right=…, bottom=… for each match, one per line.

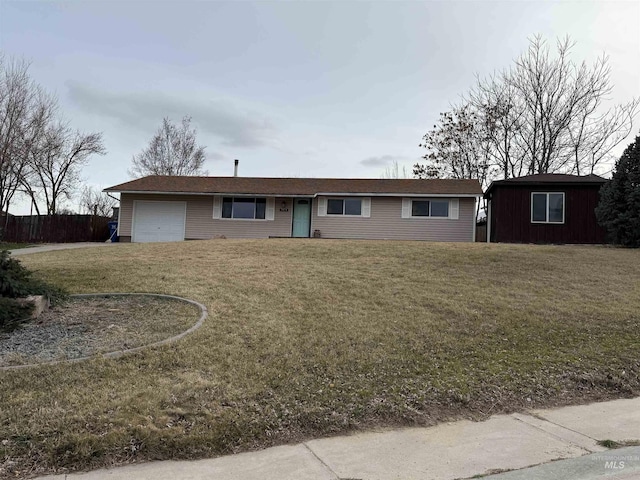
left=0, top=293, right=208, bottom=371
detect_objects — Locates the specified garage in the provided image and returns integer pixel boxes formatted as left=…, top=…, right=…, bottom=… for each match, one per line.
left=132, top=201, right=186, bottom=243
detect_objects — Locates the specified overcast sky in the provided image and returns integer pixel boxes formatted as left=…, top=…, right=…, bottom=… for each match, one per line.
left=1, top=0, right=639, bottom=213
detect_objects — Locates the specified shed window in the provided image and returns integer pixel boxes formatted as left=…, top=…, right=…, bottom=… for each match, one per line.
left=327, top=198, right=362, bottom=216
left=222, top=197, right=267, bottom=219
left=411, top=200, right=449, bottom=217
left=531, top=193, right=564, bottom=224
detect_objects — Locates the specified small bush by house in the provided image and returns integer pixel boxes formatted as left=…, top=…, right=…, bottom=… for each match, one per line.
left=0, top=250, right=66, bottom=331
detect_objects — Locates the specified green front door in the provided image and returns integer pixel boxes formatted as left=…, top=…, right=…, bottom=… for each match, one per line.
left=292, top=198, right=311, bottom=237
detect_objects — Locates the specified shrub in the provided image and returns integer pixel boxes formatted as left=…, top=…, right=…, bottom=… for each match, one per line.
left=596, top=135, right=640, bottom=247
left=0, top=250, right=67, bottom=332
left=0, top=297, right=34, bottom=332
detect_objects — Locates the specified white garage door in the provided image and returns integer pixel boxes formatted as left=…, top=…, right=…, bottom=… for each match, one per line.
left=132, top=201, right=186, bottom=243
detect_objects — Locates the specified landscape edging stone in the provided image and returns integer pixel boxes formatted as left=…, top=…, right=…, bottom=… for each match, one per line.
left=0, top=293, right=208, bottom=371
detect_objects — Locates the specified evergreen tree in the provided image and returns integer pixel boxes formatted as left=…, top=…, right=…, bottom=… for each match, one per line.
left=595, top=136, right=640, bottom=247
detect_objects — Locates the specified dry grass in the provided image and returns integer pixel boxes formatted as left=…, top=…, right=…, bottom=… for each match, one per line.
left=1, top=239, right=639, bottom=478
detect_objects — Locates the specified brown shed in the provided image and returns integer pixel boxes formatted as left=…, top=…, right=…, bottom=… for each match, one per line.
left=484, top=174, right=607, bottom=244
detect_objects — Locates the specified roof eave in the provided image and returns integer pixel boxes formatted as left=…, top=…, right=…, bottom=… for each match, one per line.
left=484, top=178, right=607, bottom=199
left=105, top=189, right=483, bottom=197
left=313, top=192, right=482, bottom=198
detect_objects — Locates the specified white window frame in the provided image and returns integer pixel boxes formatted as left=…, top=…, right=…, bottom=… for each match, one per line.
left=323, top=197, right=370, bottom=217
left=213, top=196, right=275, bottom=221
left=411, top=199, right=449, bottom=218
left=531, top=192, right=565, bottom=224
left=402, top=198, right=459, bottom=220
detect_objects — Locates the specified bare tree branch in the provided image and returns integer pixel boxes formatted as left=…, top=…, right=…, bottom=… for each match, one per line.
left=23, top=122, right=106, bottom=214
left=419, top=35, right=638, bottom=187
left=129, top=116, right=208, bottom=177
left=381, top=160, right=411, bottom=179
left=0, top=55, right=56, bottom=219
left=79, top=185, right=118, bottom=217
left=415, top=104, right=494, bottom=188
left=466, top=35, right=638, bottom=178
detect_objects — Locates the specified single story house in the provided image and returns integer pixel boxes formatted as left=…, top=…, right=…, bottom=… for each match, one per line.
left=104, top=176, right=483, bottom=243
left=484, top=173, right=607, bottom=244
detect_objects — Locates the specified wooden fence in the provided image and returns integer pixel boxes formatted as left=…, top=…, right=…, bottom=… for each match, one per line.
left=0, top=215, right=111, bottom=243
left=476, top=223, right=487, bottom=242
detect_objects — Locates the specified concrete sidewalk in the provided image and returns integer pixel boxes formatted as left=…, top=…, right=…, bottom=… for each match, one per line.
left=37, top=397, right=640, bottom=480
left=485, top=446, right=640, bottom=479
left=9, top=242, right=120, bottom=256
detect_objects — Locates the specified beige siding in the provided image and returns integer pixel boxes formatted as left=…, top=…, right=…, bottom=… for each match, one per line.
left=311, top=196, right=475, bottom=242
left=119, top=194, right=476, bottom=242
left=119, top=194, right=293, bottom=239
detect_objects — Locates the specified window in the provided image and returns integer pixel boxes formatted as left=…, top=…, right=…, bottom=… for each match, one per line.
left=531, top=192, right=564, bottom=224
left=222, top=197, right=267, bottom=219
left=402, top=198, right=458, bottom=220
left=327, top=199, right=343, bottom=215
left=411, top=200, right=449, bottom=217
left=318, top=197, right=370, bottom=217
left=345, top=199, right=362, bottom=215
left=327, top=198, right=362, bottom=215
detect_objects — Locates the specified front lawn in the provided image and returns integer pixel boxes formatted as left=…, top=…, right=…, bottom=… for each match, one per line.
left=1, top=240, right=639, bottom=477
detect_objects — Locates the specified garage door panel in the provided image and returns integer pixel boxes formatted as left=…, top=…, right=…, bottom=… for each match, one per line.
left=133, top=201, right=186, bottom=243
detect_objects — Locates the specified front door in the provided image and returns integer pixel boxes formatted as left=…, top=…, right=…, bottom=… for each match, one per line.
left=292, top=198, right=311, bottom=237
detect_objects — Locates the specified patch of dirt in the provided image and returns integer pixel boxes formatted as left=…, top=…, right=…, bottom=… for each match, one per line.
left=0, top=296, right=199, bottom=367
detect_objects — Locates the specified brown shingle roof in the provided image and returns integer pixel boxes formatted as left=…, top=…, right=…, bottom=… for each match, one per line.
left=484, top=173, right=606, bottom=197
left=497, top=173, right=606, bottom=183
left=105, top=176, right=483, bottom=196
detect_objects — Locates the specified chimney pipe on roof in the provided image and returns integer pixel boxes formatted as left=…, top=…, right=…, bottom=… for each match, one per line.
left=234, top=159, right=239, bottom=177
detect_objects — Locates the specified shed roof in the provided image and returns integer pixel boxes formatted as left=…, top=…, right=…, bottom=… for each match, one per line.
left=105, top=176, right=483, bottom=197
left=484, top=173, right=606, bottom=198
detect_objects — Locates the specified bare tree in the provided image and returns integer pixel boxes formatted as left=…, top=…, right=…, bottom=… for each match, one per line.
left=468, top=77, right=524, bottom=179
left=469, top=36, right=638, bottom=178
left=79, top=185, right=117, bottom=217
left=130, top=116, right=207, bottom=177
left=23, top=122, right=106, bottom=214
left=568, top=100, right=638, bottom=175
left=381, top=160, right=411, bottom=179
left=0, top=56, right=56, bottom=221
left=415, top=104, right=494, bottom=188
left=414, top=104, right=493, bottom=219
